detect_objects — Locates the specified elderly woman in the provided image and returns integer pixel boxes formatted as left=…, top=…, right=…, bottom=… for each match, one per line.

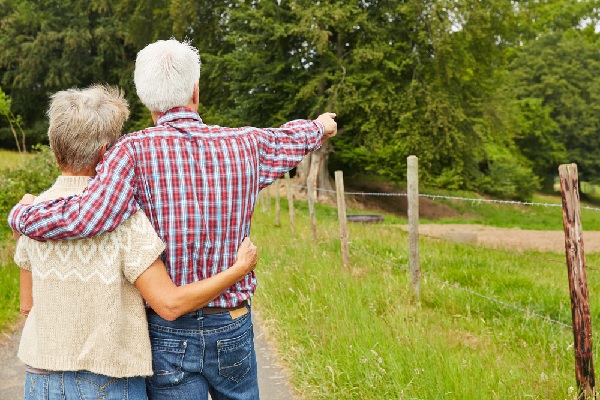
left=14, top=85, right=258, bottom=399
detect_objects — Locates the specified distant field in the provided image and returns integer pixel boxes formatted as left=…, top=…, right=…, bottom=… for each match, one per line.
left=0, top=149, right=33, bottom=170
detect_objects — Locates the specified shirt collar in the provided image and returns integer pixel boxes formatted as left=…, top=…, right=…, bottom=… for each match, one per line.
left=156, top=107, right=204, bottom=126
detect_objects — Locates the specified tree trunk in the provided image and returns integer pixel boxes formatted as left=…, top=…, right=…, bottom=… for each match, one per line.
left=294, top=142, right=334, bottom=200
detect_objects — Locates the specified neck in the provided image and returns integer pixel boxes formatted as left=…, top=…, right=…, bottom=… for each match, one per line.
left=151, top=101, right=198, bottom=125
left=61, top=169, right=95, bottom=177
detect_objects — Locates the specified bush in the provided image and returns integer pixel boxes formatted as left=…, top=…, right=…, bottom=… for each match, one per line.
left=0, top=145, right=60, bottom=236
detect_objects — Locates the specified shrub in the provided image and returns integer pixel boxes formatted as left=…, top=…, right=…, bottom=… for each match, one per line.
left=0, top=145, right=60, bottom=236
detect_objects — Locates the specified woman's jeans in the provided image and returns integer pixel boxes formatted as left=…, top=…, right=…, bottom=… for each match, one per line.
left=23, top=370, right=147, bottom=399
left=145, top=304, right=259, bottom=400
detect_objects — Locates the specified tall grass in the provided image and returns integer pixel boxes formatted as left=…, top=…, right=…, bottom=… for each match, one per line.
left=251, top=198, right=595, bottom=399
left=0, top=237, right=20, bottom=332
left=0, top=149, right=33, bottom=170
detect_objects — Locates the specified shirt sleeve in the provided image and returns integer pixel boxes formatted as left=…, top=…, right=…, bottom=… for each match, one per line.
left=120, top=211, right=166, bottom=284
left=254, top=119, right=325, bottom=189
left=7, top=142, right=140, bottom=241
left=13, top=238, right=31, bottom=271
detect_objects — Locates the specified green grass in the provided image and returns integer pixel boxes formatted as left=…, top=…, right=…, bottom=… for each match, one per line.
left=0, top=235, right=21, bottom=332
left=0, top=149, right=33, bottom=170
left=251, top=198, right=594, bottom=399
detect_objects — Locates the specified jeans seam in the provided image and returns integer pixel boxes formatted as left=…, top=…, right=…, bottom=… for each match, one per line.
left=75, top=373, right=119, bottom=399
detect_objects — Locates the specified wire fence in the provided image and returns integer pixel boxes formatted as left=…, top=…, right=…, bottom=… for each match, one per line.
left=270, top=180, right=600, bottom=331
left=295, top=183, right=600, bottom=211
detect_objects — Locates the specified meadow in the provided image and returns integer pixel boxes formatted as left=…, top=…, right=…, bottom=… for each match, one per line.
left=0, top=149, right=32, bottom=170
left=248, top=192, right=599, bottom=399
left=0, top=149, right=598, bottom=399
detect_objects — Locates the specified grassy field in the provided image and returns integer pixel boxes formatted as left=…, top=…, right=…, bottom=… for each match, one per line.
left=0, top=149, right=33, bottom=170
left=250, top=195, right=598, bottom=399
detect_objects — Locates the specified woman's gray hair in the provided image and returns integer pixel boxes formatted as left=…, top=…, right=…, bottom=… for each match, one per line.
left=47, top=85, right=129, bottom=173
left=134, top=39, right=201, bottom=113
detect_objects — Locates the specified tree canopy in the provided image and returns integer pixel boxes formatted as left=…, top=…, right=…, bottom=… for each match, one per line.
left=1, top=0, right=599, bottom=200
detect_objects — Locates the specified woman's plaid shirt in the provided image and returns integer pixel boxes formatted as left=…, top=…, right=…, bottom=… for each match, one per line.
left=9, top=107, right=325, bottom=308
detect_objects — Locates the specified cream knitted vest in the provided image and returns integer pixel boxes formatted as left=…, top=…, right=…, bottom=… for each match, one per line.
left=14, top=176, right=165, bottom=378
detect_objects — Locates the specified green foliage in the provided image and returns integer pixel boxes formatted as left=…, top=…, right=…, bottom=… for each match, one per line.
left=1, top=0, right=600, bottom=200
left=511, top=98, right=565, bottom=189
left=0, top=145, right=60, bottom=236
left=0, top=0, right=142, bottom=144
left=508, top=31, right=600, bottom=183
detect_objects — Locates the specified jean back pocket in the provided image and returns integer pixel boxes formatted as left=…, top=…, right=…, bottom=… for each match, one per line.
left=217, top=325, right=253, bottom=383
left=148, top=337, right=188, bottom=388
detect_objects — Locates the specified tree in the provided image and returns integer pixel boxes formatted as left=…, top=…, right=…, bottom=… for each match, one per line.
left=508, top=31, right=600, bottom=183
left=0, top=86, right=26, bottom=155
left=0, top=0, right=141, bottom=143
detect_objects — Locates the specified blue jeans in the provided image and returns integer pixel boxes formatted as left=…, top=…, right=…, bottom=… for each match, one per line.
left=145, top=304, right=258, bottom=400
left=23, top=370, right=147, bottom=399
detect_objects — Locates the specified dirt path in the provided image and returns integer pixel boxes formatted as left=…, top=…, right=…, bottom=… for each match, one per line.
left=409, top=224, right=600, bottom=253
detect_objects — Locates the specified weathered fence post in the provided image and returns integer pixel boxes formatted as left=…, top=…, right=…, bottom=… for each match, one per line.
left=335, top=170, right=350, bottom=270
left=407, top=155, right=420, bottom=300
left=559, top=163, right=595, bottom=399
left=275, top=180, right=281, bottom=227
left=266, top=183, right=271, bottom=213
left=285, top=172, right=295, bottom=235
left=307, top=181, right=317, bottom=243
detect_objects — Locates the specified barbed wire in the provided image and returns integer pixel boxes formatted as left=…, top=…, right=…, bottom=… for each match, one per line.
left=291, top=183, right=600, bottom=211
left=293, top=185, right=406, bottom=197
left=349, top=242, right=572, bottom=329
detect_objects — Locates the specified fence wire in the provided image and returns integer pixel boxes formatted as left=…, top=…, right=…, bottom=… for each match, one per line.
left=349, top=242, right=572, bottom=329
left=293, top=183, right=600, bottom=211
left=283, top=180, right=597, bottom=331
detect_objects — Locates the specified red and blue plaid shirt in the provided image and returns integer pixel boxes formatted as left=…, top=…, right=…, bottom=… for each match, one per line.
left=9, top=107, right=325, bottom=307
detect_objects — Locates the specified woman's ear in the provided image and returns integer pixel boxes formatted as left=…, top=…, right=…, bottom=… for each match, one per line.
left=96, top=143, right=108, bottom=164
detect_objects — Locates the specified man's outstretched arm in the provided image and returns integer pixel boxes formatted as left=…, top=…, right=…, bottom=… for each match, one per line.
left=256, top=112, right=337, bottom=188
left=8, top=144, right=139, bottom=241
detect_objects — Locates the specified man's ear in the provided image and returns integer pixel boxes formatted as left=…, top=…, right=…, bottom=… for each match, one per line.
left=192, top=82, right=199, bottom=106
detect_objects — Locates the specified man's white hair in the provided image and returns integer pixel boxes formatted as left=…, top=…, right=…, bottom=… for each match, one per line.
left=134, top=39, right=201, bottom=113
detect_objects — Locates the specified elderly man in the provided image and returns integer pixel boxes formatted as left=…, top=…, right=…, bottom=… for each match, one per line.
left=9, top=39, right=337, bottom=400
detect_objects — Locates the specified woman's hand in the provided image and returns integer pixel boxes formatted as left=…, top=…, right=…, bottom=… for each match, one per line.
left=235, top=237, right=258, bottom=274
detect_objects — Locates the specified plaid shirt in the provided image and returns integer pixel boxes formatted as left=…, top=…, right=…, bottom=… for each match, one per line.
left=9, top=107, right=325, bottom=307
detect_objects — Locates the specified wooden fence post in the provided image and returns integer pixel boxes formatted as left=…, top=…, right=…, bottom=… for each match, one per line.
left=285, top=172, right=295, bottom=235
left=307, top=181, right=317, bottom=243
left=260, top=190, right=267, bottom=213
left=275, top=180, right=281, bottom=227
left=266, top=184, right=271, bottom=213
left=559, top=163, right=595, bottom=399
left=335, top=170, right=350, bottom=270
left=407, top=155, right=420, bottom=300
